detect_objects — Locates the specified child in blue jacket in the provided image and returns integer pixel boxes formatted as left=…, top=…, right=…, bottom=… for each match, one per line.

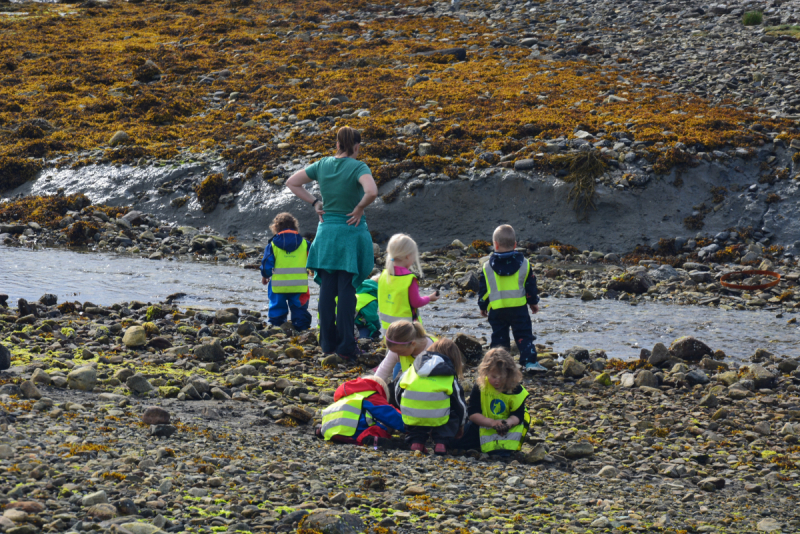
left=260, top=213, right=312, bottom=331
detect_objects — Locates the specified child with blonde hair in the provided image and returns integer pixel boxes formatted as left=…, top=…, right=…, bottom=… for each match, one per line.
left=454, top=348, right=530, bottom=456
left=395, top=338, right=467, bottom=455
left=377, top=233, right=438, bottom=330
left=374, top=320, right=436, bottom=383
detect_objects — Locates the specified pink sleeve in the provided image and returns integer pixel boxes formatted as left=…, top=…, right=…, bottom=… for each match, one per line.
left=408, top=278, right=431, bottom=309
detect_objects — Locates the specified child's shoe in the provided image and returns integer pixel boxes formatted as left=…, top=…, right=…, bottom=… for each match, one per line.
left=525, top=362, right=547, bottom=373
left=410, top=443, right=428, bottom=454
left=434, top=443, right=447, bottom=455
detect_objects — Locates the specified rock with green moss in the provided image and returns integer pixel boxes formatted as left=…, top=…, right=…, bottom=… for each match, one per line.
left=146, top=305, right=166, bottom=322
left=61, top=327, right=75, bottom=338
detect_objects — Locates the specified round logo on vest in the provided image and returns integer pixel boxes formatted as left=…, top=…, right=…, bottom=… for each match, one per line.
left=489, top=399, right=506, bottom=416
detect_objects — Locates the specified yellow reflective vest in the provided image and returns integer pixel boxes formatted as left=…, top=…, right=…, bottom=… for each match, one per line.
left=398, top=364, right=453, bottom=426
left=377, top=269, right=416, bottom=329
left=271, top=240, right=308, bottom=294
left=482, top=258, right=529, bottom=310
left=355, top=292, right=377, bottom=316
left=320, top=390, right=374, bottom=440
left=478, top=380, right=530, bottom=453
left=397, top=335, right=438, bottom=373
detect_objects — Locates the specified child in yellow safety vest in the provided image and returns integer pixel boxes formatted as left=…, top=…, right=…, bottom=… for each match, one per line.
left=260, top=212, right=311, bottom=331
left=454, top=348, right=530, bottom=457
left=395, top=338, right=467, bottom=455
left=374, top=320, right=436, bottom=384
left=377, top=234, right=439, bottom=331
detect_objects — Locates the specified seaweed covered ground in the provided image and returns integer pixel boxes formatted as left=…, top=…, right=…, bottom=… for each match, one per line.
left=1, top=0, right=799, bottom=198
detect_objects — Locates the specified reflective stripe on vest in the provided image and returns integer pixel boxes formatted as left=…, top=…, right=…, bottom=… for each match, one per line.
left=477, top=380, right=530, bottom=453
left=398, top=365, right=453, bottom=426
left=482, top=258, right=529, bottom=310
left=377, top=270, right=416, bottom=329
left=320, top=390, right=374, bottom=441
left=271, top=240, right=308, bottom=294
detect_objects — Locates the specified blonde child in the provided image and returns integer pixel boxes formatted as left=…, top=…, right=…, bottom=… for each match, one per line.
left=395, top=338, right=467, bottom=455
left=377, top=233, right=438, bottom=330
left=375, top=320, right=436, bottom=383
left=454, top=348, right=530, bottom=456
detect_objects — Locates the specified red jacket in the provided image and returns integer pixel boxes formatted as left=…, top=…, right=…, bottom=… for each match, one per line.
left=331, top=377, right=404, bottom=443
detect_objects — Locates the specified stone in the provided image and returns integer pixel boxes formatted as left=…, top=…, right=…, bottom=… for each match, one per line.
left=0, top=344, right=10, bottom=371
left=215, top=309, right=238, bottom=324
left=0, top=444, right=13, bottom=459
left=620, top=373, right=635, bottom=388
left=669, top=336, right=712, bottom=361
left=456, top=271, right=481, bottom=292
left=142, top=406, right=170, bottom=425
left=302, top=510, right=365, bottom=534
left=594, top=372, right=611, bottom=386
left=634, top=370, right=658, bottom=388
left=778, top=359, right=799, bottom=374
left=716, top=370, right=739, bottom=386
left=109, top=131, right=130, bottom=146
left=119, top=523, right=166, bottom=534
left=283, top=405, right=313, bottom=423
left=754, top=421, right=771, bottom=436
left=514, top=158, right=534, bottom=171
left=195, top=340, right=226, bottom=362
left=211, top=387, right=231, bottom=400
left=564, top=442, right=594, bottom=459
left=597, top=465, right=618, bottom=478
left=87, top=503, right=117, bottom=520
left=19, top=380, right=42, bottom=400
left=122, top=326, right=147, bottom=348
left=67, top=366, right=97, bottom=391
left=747, top=364, right=776, bottom=389
left=697, top=477, right=725, bottom=492
left=31, top=368, right=50, bottom=385
left=756, top=518, right=783, bottom=532
left=562, top=357, right=586, bottom=378
left=648, top=343, right=671, bottom=366
left=685, top=370, right=710, bottom=386
left=698, top=393, right=718, bottom=408
left=126, top=374, right=155, bottom=395
left=150, top=424, right=177, bottom=438
left=82, top=490, right=108, bottom=506
left=580, top=289, right=595, bottom=301
left=451, top=333, right=482, bottom=362
left=591, top=516, right=610, bottom=528
left=524, top=443, right=548, bottom=463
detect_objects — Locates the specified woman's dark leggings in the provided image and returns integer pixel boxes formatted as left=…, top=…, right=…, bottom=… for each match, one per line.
left=317, top=269, right=357, bottom=357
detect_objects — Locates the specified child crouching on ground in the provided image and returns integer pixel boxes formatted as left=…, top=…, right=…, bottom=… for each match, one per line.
left=395, top=338, right=466, bottom=455
left=260, top=212, right=311, bottom=331
left=317, top=375, right=404, bottom=446
left=454, top=348, right=530, bottom=456
left=374, top=320, right=436, bottom=384
left=354, top=275, right=381, bottom=339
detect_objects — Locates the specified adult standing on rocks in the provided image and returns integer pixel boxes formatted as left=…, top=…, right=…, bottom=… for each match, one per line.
left=286, top=127, right=378, bottom=359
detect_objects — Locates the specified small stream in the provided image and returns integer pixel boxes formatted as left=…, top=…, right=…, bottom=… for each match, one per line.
left=2, top=246, right=799, bottom=361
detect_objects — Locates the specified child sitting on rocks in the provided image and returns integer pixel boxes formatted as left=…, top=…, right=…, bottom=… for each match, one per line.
left=479, top=224, right=544, bottom=372
left=317, top=375, right=404, bottom=446
left=454, top=348, right=530, bottom=456
left=395, top=338, right=467, bottom=455
left=259, top=212, right=311, bottom=331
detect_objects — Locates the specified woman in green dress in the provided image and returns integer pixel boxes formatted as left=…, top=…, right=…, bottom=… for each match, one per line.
left=285, top=127, right=378, bottom=359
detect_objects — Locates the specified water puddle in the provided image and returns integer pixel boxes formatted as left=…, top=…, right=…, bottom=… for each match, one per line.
left=2, top=246, right=799, bottom=361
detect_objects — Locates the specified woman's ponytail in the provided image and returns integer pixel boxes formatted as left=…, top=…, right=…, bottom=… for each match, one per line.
left=336, top=126, right=361, bottom=156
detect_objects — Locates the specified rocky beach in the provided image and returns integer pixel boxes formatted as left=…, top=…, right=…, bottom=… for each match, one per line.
left=2, top=0, right=800, bottom=532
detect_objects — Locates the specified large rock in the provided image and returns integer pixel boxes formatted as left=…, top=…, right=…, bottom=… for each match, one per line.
left=454, top=333, right=483, bottom=362
left=194, top=340, right=226, bottom=362
left=606, top=272, right=653, bottom=294
left=67, top=366, right=97, bottom=391
left=634, top=370, right=658, bottom=388
left=302, top=510, right=365, bottom=534
left=19, top=380, right=42, bottom=400
left=126, top=374, right=155, bottom=395
left=0, top=344, right=11, bottom=371
left=597, top=465, right=619, bottom=478
left=562, top=357, right=586, bottom=378
left=669, top=336, right=711, bottom=362
left=142, top=407, right=170, bottom=425
left=120, top=523, right=166, bottom=534
left=82, top=490, right=108, bottom=506
left=564, top=442, right=594, bottom=459
left=456, top=271, right=481, bottom=292
left=747, top=364, right=776, bottom=389
left=778, top=359, right=799, bottom=374
left=648, top=343, right=671, bottom=367
left=122, top=326, right=147, bottom=348
left=685, top=370, right=710, bottom=386
left=215, top=309, right=238, bottom=324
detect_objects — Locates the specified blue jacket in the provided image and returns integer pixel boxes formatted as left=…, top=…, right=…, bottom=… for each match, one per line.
left=260, top=231, right=307, bottom=279
left=478, top=251, right=539, bottom=312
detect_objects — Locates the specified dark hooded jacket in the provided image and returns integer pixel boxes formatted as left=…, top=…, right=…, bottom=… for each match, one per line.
left=394, top=351, right=467, bottom=427
left=478, top=250, right=539, bottom=312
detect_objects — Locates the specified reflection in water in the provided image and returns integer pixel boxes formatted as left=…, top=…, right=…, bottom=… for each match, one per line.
left=2, top=246, right=799, bottom=361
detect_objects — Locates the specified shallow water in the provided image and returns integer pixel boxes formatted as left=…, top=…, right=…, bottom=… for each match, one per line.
left=2, top=246, right=799, bottom=361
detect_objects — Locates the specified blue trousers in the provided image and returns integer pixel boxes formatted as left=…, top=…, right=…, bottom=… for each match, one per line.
left=268, top=292, right=311, bottom=331
left=487, top=306, right=537, bottom=365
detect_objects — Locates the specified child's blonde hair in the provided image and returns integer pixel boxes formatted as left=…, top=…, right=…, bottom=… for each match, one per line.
left=428, top=338, right=464, bottom=379
left=385, top=233, right=422, bottom=279
left=477, top=348, right=523, bottom=393
left=385, top=320, right=427, bottom=353
left=492, top=224, right=516, bottom=251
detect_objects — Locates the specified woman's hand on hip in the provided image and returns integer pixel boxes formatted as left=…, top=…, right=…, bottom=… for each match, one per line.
left=315, top=201, right=325, bottom=223
left=346, top=206, right=365, bottom=226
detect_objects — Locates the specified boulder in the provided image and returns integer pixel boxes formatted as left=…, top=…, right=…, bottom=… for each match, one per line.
left=456, top=271, right=481, bottom=292
left=195, top=340, right=226, bottom=362
left=606, top=272, right=653, bottom=294
left=562, top=357, right=586, bottom=378
left=778, top=359, right=799, bottom=374
left=215, top=309, right=238, bottom=324
left=122, top=326, right=147, bottom=348
left=685, top=370, right=710, bottom=386
left=126, top=374, right=155, bottom=395
left=648, top=343, right=671, bottom=366
left=597, top=465, right=619, bottom=478
left=0, top=344, right=10, bottom=371
left=669, top=336, right=712, bottom=362
left=634, top=370, right=658, bottom=388
left=67, top=366, right=97, bottom=391
left=564, top=442, right=594, bottom=459
left=142, top=406, right=170, bottom=425
left=302, top=510, right=365, bottom=534
left=19, top=380, right=42, bottom=400
left=747, top=364, right=776, bottom=389
left=454, top=333, right=483, bottom=362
